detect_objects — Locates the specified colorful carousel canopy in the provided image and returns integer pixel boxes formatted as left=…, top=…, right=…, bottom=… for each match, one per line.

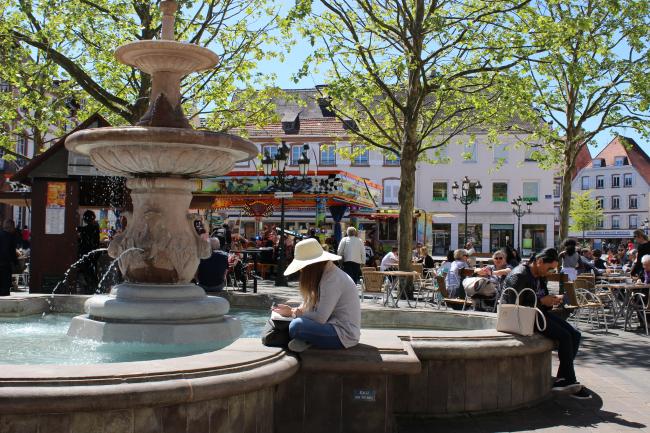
left=191, top=170, right=381, bottom=210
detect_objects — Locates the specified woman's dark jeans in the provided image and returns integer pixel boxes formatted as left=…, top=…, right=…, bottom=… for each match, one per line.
left=541, top=311, right=581, bottom=383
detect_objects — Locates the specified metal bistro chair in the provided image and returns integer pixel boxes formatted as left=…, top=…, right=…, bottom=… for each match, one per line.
left=411, top=271, right=435, bottom=308
left=434, top=276, right=472, bottom=310
left=626, top=291, right=649, bottom=335
left=360, top=270, right=389, bottom=304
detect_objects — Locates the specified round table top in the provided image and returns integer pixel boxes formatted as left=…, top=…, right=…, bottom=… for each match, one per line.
left=603, top=283, right=650, bottom=289
left=379, top=270, right=419, bottom=277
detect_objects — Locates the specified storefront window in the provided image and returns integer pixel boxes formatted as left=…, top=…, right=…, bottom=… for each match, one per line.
left=431, top=223, right=451, bottom=255
left=490, top=224, right=514, bottom=252
left=521, top=224, right=546, bottom=255
left=458, top=224, right=482, bottom=252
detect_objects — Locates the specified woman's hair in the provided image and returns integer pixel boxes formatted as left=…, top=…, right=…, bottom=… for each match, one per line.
left=592, top=249, right=602, bottom=258
left=446, top=250, right=455, bottom=262
left=299, top=261, right=329, bottom=310
left=641, top=254, right=650, bottom=265
left=633, top=229, right=648, bottom=241
left=533, top=247, right=559, bottom=264
left=453, top=249, right=467, bottom=260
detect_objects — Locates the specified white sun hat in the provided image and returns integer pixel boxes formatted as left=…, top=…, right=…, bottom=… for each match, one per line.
left=283, top=238, right=341, bottom=276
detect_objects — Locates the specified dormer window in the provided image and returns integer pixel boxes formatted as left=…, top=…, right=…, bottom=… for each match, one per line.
left=592, top=158, right=605, bottom=168
left=614, top=156, right=628, bottom=166
left=281, top=111, right=301, bottom=134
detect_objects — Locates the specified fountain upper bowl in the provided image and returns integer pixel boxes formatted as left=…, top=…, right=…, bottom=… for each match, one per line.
left=65, top=126, right=258, bottom=177
left=115, top=40, right=218, bottom=75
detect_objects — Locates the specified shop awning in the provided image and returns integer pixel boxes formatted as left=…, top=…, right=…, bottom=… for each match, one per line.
left=0, top=191, right=31, bottom=207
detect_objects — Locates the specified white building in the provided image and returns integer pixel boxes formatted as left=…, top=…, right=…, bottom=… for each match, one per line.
left=569, top=136, right=650, bottom=246
left=233, top=88, right=556, bottom=254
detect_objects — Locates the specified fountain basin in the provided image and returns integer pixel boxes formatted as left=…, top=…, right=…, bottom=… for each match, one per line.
left=65, top=126, right=258, bottom=177
left=0, top=296, right=554, bottom=432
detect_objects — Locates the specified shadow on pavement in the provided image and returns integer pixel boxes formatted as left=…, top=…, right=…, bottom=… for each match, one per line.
left=396, top=390, right=647, bottom=433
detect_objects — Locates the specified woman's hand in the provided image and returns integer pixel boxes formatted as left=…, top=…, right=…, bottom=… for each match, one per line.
left=272, top=304, right=293, bottom=317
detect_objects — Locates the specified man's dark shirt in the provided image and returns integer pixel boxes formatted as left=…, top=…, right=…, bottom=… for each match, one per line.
left=197, top=250, right=229, bottom=288
left=79, top=223, right=100, bottom=256
left=631, top=242, right=650, bottom=277
left=0, top=230, right=17, bottom=267
left=593, top=258, right=607, bottom=270
left=503, top=264, right=549, bottom=311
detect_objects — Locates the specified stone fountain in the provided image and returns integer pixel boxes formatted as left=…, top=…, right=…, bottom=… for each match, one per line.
left=65, top=0, right=257, bottom=344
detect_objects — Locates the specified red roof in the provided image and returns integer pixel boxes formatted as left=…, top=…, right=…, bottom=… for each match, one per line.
left=593, top=136, right=650, bottom=185
left=242, top=118, right=348, bottom=138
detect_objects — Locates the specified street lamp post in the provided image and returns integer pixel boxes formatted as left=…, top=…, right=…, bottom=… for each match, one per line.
left=452, top=176, right=482, bottom=248
left=262, top=142, right=309, bottom=286
left=511, top=196, right=532, bottom=255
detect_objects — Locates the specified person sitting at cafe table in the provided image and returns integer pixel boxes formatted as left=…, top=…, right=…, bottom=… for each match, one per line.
left=503, top=247, right=590, bottom=400
left=445, top=249, right=470, bottom=298
left=592, top=249, right=608, bottom=270
left=416, top=246, right=435, bottom=269
left=633, top=254, right=650, bottom=331
left=631, top=230, right=650, bottom=278
left=380, top=247, right=399, bottom=271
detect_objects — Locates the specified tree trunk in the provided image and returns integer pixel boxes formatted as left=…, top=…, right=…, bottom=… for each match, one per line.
left=398, top=141, right=417, bottom=271
left=558, top=163, right=573, bottom=243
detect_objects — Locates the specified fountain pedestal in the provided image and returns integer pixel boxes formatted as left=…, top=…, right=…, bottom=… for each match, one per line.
left=67, top=284, right=242, bottom=344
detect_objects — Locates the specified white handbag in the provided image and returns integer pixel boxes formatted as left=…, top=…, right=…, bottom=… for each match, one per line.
left=496, top=287, right=547, bottom=336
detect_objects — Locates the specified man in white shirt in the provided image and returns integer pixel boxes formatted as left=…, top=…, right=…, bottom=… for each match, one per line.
left=337, top=227, right=366, bottom=284
left=380, top=247, right=399, bottom=271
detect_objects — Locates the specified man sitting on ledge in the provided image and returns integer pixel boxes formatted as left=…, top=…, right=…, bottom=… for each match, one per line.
left=273, top=238, right=361, bottom=353
left=503, top=247, right=591, bottom=400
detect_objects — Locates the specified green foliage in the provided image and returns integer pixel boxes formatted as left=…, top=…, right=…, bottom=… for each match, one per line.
left=511, top=0, right=650, bottom=239
left=287, top=0, right=534, bottom=162
left=0, top=0, right=286, bottom=156
left=569, top=191, right=603, bottom=234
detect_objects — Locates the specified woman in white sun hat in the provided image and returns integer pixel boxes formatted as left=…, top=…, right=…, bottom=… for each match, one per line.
left=272, top=238, right=361, bottom=352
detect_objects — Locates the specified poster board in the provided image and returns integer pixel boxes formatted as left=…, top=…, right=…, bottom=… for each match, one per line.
left=45, top=182, right=66, bottom=235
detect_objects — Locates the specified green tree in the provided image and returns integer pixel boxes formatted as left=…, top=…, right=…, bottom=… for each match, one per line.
left=0, top=0, right=286, bottom=156
left=288, top=0, right=531, bottom=270
left=569, top=191, right=603, bottom=242
left=513, top=0, right=650, bottom=242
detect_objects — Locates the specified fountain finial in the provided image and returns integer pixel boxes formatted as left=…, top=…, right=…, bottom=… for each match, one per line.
left=160, top=1, right=177, bottom=41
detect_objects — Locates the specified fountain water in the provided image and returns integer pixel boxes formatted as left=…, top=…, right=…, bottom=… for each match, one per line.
left=64, top=0, right=257, bottom=344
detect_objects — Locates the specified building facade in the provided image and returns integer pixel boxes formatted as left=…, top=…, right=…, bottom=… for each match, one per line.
left=569, top=136, right=650, bottom=247
left=231, top=88, right=556, bottom=254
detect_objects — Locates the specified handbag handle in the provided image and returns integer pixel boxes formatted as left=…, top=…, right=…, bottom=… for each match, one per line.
left=499, top=287, right=546, bottom=331
left=499, top=287, right=537, bottom=309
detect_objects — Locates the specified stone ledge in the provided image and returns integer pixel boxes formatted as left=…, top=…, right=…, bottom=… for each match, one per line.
left=408, top=333, right=554, bottom=360
left=0, top=339, right=299, bottom=414
left=299, top=330, right=421, bottom=375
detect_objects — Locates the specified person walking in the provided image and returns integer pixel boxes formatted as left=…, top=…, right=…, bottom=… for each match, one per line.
left=0, top=220, right=18, bottom=296
left=337, top=227, right=365, bottom=284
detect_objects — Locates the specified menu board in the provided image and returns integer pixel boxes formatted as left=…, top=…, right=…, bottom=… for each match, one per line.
left=45, top=182, right=66, bottom=234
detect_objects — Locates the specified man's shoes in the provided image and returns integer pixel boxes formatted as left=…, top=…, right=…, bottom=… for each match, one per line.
left=552, top=378, right=582, bottom=394
left=288, top=339, right=311, bottom=353
left=570, top=387, right=592, bottom=400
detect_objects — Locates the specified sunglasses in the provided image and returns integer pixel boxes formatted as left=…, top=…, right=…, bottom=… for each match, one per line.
left=493, top=257, right=504, bottom=260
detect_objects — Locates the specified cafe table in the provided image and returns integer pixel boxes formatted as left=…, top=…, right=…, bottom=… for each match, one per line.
left=602, top=282, right=650, bottom=329
left=378, top=270, right=419, bottom=308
